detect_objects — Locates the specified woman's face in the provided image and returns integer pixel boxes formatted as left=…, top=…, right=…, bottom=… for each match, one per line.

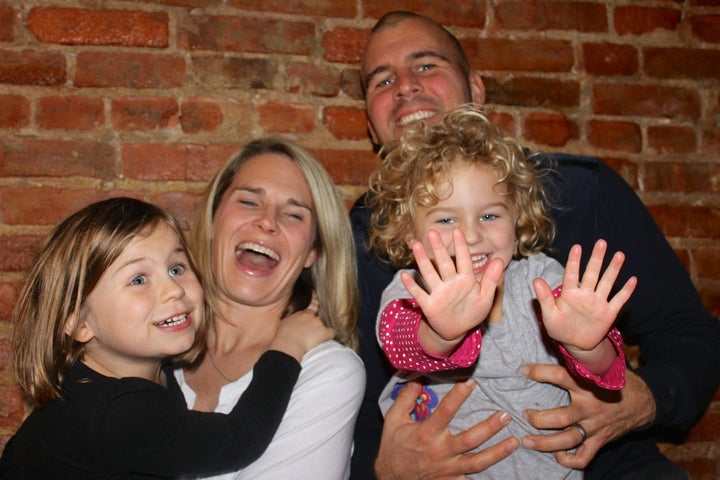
left=212, top=153, right=318, bottom=310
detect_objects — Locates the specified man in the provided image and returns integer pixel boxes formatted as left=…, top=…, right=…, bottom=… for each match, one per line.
left=350, top=11, right=720, bottom=480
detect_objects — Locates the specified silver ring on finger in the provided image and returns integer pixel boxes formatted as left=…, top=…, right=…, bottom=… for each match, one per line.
left=569, top=422, right=587, bottom=446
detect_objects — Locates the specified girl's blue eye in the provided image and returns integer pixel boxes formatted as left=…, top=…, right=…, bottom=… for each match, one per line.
left=481, top=214, right=497, bottom=221
left=169, top=264, right=185, bottom=277
left=130, top=275, right=147, bottom=286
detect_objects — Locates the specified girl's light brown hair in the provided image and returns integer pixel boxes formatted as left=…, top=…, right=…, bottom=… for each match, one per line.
left=12, top=197, right=208, bottom=407
left=369, top=105, right=555, bottom=267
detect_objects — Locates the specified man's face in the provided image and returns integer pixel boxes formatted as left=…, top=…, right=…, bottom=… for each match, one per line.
left=362, top=17, right=485, bottom=146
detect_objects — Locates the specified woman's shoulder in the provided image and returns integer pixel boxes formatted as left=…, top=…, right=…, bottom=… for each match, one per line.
left=299, top=341, right=365, bottom=386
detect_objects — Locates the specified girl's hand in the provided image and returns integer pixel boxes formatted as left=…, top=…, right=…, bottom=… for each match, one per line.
left=401, top=229, right=503, bottom=353
left=534, top=240, right=637, bottom=364
left=270, top=292, right=335, bottom=362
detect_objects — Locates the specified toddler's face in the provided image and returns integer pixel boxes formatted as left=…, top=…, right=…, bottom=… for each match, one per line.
left=408, top=163, right=517, bottom=280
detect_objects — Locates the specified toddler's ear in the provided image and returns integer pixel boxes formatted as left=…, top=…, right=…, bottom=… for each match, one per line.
left=404, top=233, right=417, bottom=249
left=64, top=312, right=94, bottom=343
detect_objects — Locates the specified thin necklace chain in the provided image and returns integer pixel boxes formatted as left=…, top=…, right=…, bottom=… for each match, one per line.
left=206, top=348, right=235, bottom=384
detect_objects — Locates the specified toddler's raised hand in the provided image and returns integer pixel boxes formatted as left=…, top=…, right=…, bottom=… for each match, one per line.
left=270, top=292, right=335, bottom=362
left=533, top=239, right=636, bottom=361
left=401, top=228, right=503, bottom=352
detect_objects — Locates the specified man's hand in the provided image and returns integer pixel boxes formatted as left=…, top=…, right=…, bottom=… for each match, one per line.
left=522, top=365, right=655, bottom=468
left=375, top=379, right=518, bottom=480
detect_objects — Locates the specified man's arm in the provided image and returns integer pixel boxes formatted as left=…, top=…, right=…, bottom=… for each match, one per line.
left=523, top=155, right=720, bottom=468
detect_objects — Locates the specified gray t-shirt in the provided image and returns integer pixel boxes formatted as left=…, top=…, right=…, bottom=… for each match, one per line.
left=378, top=252, right=582, bottom=479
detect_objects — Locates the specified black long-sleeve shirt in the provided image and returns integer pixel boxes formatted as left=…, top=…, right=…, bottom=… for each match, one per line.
left=349, top=153, right=720, bottom=480
left=0, top=350, right=300, bottom=479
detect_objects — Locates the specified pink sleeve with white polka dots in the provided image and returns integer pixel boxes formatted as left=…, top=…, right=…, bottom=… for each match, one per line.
left=378, top=298, right=482, bottom=373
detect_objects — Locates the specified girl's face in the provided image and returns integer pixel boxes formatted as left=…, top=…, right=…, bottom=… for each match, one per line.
left=77, top=223, right=203, bottom=379
left=408, top=163, right=517, bottom=280
left=212, top=153, right=318, bottom=310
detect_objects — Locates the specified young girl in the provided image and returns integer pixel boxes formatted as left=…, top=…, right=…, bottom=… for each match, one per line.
left=368, top=106, right=637, bottom=479
left=0, top=197, right=333, bottom=479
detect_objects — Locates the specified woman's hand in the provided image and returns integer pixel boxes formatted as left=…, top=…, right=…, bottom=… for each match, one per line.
left=270, top=292, right=334, bottom=362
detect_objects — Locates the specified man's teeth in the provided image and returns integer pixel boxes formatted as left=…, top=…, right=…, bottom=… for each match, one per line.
left=237, top=242, right=280, bottom=261
left=397, top=110, right=436, bottom=126
left=155, top=314, right=187, bottom=327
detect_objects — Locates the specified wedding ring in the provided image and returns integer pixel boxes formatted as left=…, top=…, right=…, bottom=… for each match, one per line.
left=570, top=422, right=587, bottom=445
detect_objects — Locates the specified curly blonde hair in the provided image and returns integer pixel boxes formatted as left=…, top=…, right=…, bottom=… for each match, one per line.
left=369, top=105, right=554, bottom=267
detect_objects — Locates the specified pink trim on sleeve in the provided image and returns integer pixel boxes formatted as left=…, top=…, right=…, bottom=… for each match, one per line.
left=378, top=298, right=482, bottom=373
left=549, top=286, right=626, bottom=390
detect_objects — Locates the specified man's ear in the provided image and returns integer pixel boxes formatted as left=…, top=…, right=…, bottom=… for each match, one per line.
left=469, top=71, right=486, bottom=107
left=367, top=118, right=380, bottom=146
left=64, top=312, right=94, bottom=343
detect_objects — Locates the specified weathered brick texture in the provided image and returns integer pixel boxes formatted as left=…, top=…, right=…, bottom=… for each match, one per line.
left=0, top=0, right=718, bottom=476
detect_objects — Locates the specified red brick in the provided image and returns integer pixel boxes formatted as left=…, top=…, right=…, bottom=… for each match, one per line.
left=37, top=96, right=104, bottom=131
left=257, top=102, right=315, bottom=134
left=494, top=1, right=608, bottom=32
left=286, top=62, right=341, bottom=97
left=643, top=162, right=720, bottom=194
left=364, top=0, right=486, bottom=29
left=0, top=5, right=15, bottom=42
left=0, top=188, right=138, bottom=226
left=112, top=97, right=179, bottom=131
left=689, top=14, right=720, bottom=43
left=484, top=76, right=580, bottom=108
left=604, top=156, right=638, bottom=189
left=227, top=0, right=354, bottom=17
left=0, top=137, right=116, bottom=178
left=341, top=68, right=364, bottom=100
left=121, top=143, right=237, bottom=182
left=75, top=51, right=185, bottom=88
left=644, top=47, right=720, bottom=80
left=686, top=404, right=720, bottom=442
left=587, top=120, right=642, bottom=153
left=0, top=235, right=42, bottom=271
left=322, top=106, right=368, bottom=141
left=692, top=246, right=720, bottom=279
left=178, top=15, right=314, bottom=55
left=582, top=43, right=638, bottom=76
left=0, top=49, right=65, bottom=86
left=312, top=148, right=380, bottom=186
left=180, top=98, right=222, bottom=133
left=322, top=27, right=367, bottom=64
left=647, top=125, right=696, bottom=154
left=0, top=95, right=29, bottom=128
left=27, top=7, right=168, bottom=47
left=191, top=56, right=277, bottom=90
left=592, top=84, right=700, bottom=119
left=488, top=112, right=516, bottom=137
left=702, top=126, right=720, bottom=158
left=0, top=385, right=24, bottom=429
left=614, top=6, right=681, bottom=35
left=699, top=290, right=720, bottom=318
left=462, top=38, right=574, bottom=72
left=522, top=113, right=578, bottom=147
left=0, top=282, right=19, bottom=323
left=647, top=205, right=720, bottom=239
left=149, top=191, right=203, bottom=230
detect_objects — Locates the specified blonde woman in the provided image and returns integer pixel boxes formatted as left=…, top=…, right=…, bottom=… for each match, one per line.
left=177, top=137, right=365, bottom=479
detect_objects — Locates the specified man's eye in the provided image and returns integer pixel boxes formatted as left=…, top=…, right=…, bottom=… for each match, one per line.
left=130, top=275, right=147, bottom=286
left=418, top=64, right=434, bottom=72
left=169, top=264, right=185, bottom=277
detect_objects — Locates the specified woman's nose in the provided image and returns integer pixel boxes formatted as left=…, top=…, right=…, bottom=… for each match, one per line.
left=254, top=208, right=279, bottom=233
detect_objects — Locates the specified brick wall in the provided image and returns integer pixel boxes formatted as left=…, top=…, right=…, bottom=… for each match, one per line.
left=0, top=0, right=718, bottom=477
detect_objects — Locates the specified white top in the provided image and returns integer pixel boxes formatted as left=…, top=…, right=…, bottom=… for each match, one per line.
left=175, top=340, right=365, bottom=480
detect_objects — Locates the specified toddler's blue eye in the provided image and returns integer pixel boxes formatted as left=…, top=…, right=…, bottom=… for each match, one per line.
left=169, top=264, right=185, bottom=277
left=130, top=275, right=147, bottom=286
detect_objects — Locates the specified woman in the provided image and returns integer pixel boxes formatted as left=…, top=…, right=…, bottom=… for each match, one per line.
left=175, top=137, right=365, bottom=479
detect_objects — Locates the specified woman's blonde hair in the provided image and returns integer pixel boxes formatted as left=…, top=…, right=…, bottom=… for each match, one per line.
left=190, top=137, right=359, bottom=351
left=369, top=105, right=555, bottom=267
left=12, top=197, right=209, bottom=407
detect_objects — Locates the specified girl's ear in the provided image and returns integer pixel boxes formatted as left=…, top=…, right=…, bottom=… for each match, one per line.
left=404, top=233, right=416, bottom=249
left=64, top=312, right=94, bottom=343
left=303, top=247, right=319, bottom=269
